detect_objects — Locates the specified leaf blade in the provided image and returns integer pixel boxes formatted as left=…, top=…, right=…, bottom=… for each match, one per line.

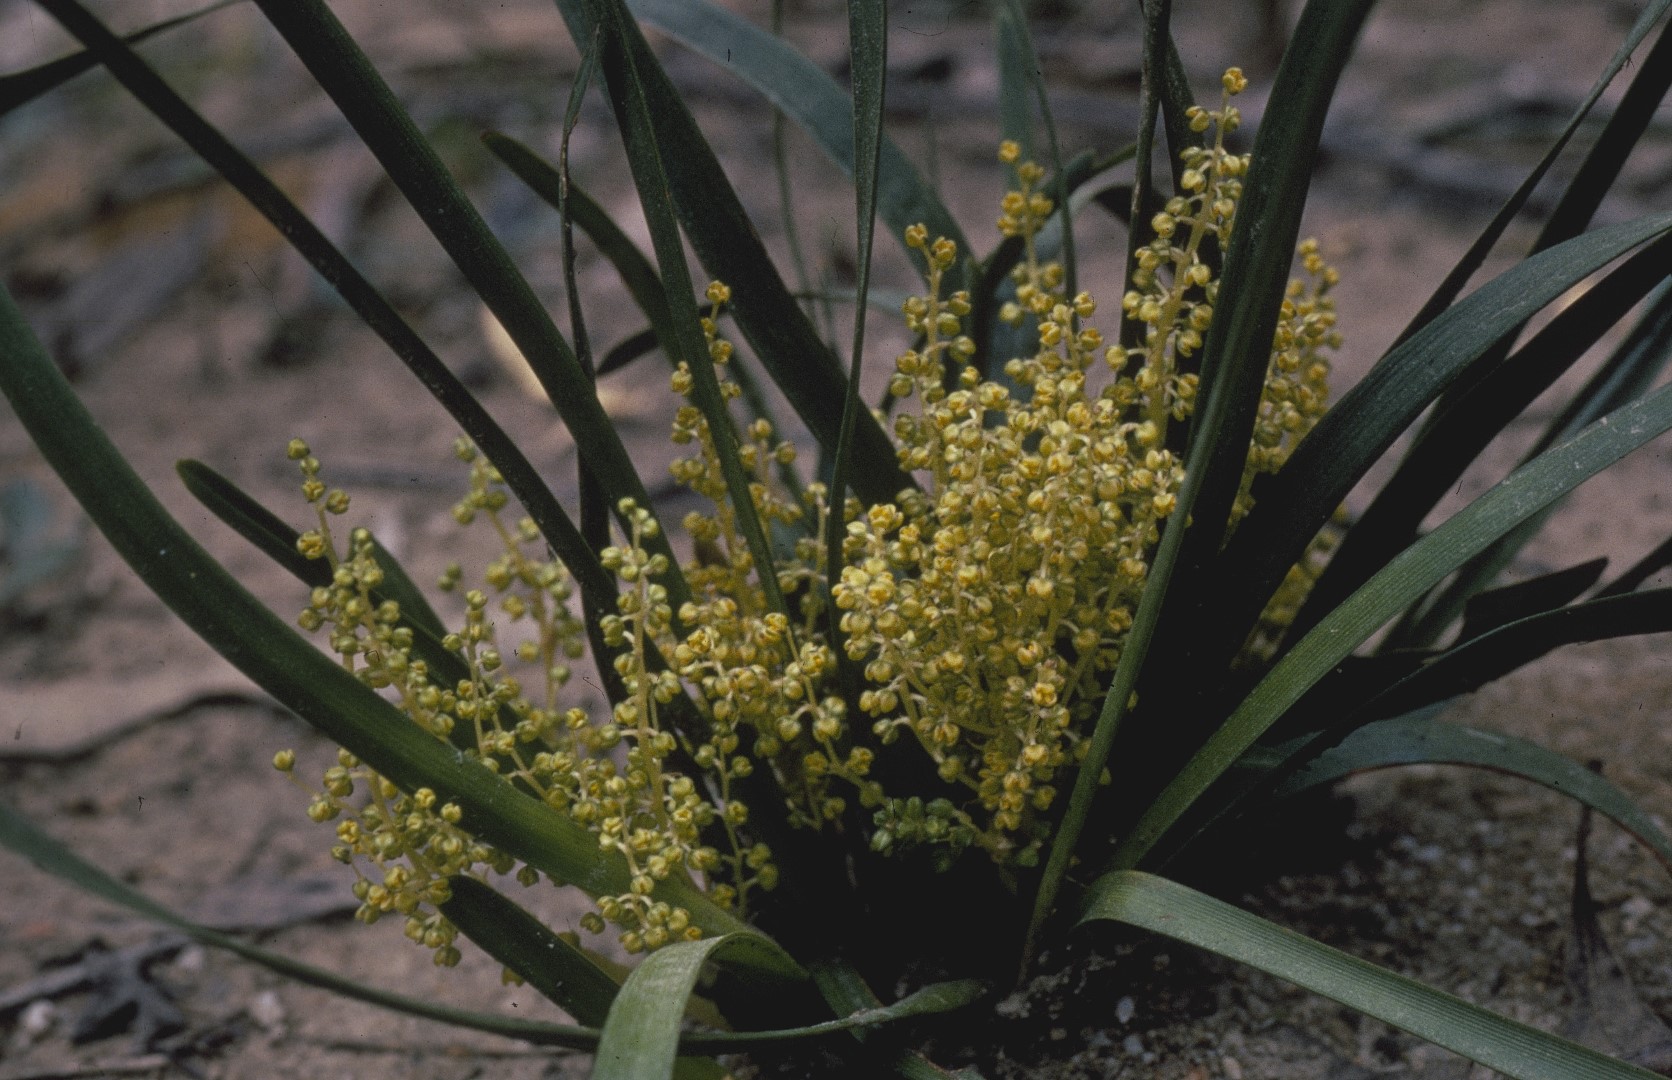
left=1113, top=367, right=1672, bottom=872
left=1085, top=871, right=1663, bottom=1080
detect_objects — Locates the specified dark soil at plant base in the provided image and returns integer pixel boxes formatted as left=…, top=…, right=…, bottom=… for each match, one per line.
left=2, top=1, right=1671, bottom=1077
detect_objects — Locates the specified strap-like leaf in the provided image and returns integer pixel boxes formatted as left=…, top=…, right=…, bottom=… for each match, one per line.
left=1205, top=211, right=1672, bottom=684
left=594, top=934, right=985, bottom=1080
left=1029, top=0, right=1374, bottom=955
left=1392, top=271, right=1672, bottom=648
left=1262, top=715, right=1672, bottom=873
left=0, top=0, right=239, bottom=116
left=1112, top=369, right=1672, bottom=873
left=0, top=281, right=780, bottom=962
left=1085, top=871, right=1663, bottom=1080
left=244, top=0, right=694, bottom=613
left=623, top=0, right=967, bottom=285
left=0, top=801, right=612, bottom=1049
left=550, top=0, right=914, bottom=506
left=440, top=875, right=622, bottom=1023
left=0, top=800, right=968, bottom=1051
left=486, top=134, right=681, bottom=366
left=589, top=0, right=788, bottom=624
left=1391, top=0, right=1672, bottom=347
left=825, top=0, right=887, bottom=678
left=1297, top=235, right=1672, bottom=645
left=1179, top=588, right=1672, bottom=866
left=29, top=0, right=627, bottom=648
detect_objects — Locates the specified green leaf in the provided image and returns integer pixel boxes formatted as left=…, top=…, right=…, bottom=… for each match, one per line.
left=440, top=875, right=622, bottom=1024
left=550, top=0, right=914, bottom=506
left=29, top=0, right=624, bottom=648
left=0, top=280, right=784, bottom=966
left=0, top=801, right=617, bottom=1050
left=1184, top=587, right=1672, bottom=864
left=1028, top=0, right=1374, bottom=956
left=1263, top=715, right=1672, bottom=873
left=1, top=800, right=967, bottom=1052
left=1084, top=871, right=1663, bottom=1080
left=556, top=24, right=613, bottom=565
left=244, top=0, right=693, bottom=613
left=1119, top=0, right=1173, bottom=360
left=1316, top=11, right=1672, bottom=643
left=595, top=934, right=984, bottom=1080
left=1453, top=558, right=1608, bottom=645
left=1391, top=0, right=1672, bottom=346
left=484, top=134, right=682, bottom=380
left=1300, top=232, right=1672, bottom=648
left=1391, top=268, right=1672, bottom=648
left=596, top=935, right=780, bottom=1080
left=993, top=0, right=1034, bottom=163
left=1599, top=526, right=1672, bottom=598
left=623, top=0, right=967, bottom=285
left=825, top=0, right=887, bottom=675
left=1367, top=589, right=1672, bottom=729
left=1206, top=211, right=1672, bottom=683
left=0, top=0, right=240, bottom=117
left=589, top=0, right=788, bottom=624
left=1111, top=368, right=1672, bottom=873
left=176, top=458, right=446, bottom=639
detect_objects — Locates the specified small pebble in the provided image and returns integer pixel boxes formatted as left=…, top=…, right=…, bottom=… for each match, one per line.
left=173, top=944, right=207, bottom=973
left=1115, top=995, right=1136, bottom=1024
left=19, top=999, right=57, bottom=1043
left=249, top=989, right=286, bottom=1032
left=1221, top=1055, right=1243, bottom=1079
left=1123, top=1034, right=1145, bottom=1056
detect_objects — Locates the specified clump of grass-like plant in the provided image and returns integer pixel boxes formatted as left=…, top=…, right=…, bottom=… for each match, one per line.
left=4, top=1, right=1672, bottom=1077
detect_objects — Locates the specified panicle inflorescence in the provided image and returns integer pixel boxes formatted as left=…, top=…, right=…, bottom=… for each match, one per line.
left=280, top=66, right=1342, bottom=966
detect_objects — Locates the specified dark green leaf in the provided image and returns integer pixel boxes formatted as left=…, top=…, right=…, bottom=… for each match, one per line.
left=1, top=800, right=966, bottom=1051
left=484, top=133, right=681, bottom=378
left=1261, top=715, right=1672, bottom=874
left=1206, top=211, right=1672, bottom=685
left=993, top=0, right=1034, bottom=162
left=0, top=0, right=240, bottom=117
left=1298, top=232, right=1672, bottom=648
left=0, top=801, right=614, bottom=1049
left=623, top=0, right=967, bottom=284
left=589, top=0, right=788, bottom=623
left=826, top=0, right=887, bottom=678
left=1112, top=368, right=1672, bottom=873
left=0, top=280, right=782, bottom=963
left=176, top=458, right=446, bottom=639
left=550, top=0, right=914, bottom=505
left=1369, top=589, right=1672, bottom=725
left=1391, top=0, right=1672, bottom=347
left=1029, top=0, right=1374, bottom=955
left=29, top=0, right=624, bottom=649
left=1392, top=269, right=1672, bottom=648
left=1454, top=558, right=1607, bottom=645
left=245, top=0, right=693, bottom=613
left=1085, top=871, right=1663, bottom=1080
left=440, top=875, right=621, bottom=1023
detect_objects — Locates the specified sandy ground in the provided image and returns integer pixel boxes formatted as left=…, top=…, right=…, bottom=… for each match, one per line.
left=2, top=0, right=1671, bottom=1076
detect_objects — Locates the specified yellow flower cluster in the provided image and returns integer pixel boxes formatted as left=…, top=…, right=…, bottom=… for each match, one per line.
left=279, top=65, right=1342, bottom=957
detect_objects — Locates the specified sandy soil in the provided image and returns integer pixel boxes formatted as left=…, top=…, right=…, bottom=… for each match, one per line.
left=2, top=0, right=1670, bottom=1077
